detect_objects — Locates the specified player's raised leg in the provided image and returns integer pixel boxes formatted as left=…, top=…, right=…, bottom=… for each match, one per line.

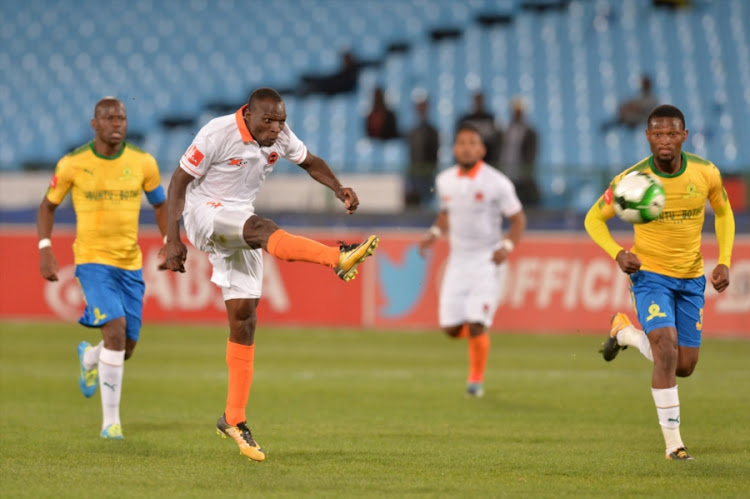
left=247, top=216, right=378, bottom=282
left=77, top=340, right=101, bottom=398
left=600, top=312, right=653, bottom=361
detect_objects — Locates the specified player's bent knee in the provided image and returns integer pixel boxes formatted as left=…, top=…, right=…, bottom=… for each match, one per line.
left=676, top=362, right=697, bottom=377
left=101, top=317, right=128, bottom=350
left=124, top=339, right=137, bottom=360
left=444, top=326, right=463, bottom=338
left=243, top=215, right=279, bottom=249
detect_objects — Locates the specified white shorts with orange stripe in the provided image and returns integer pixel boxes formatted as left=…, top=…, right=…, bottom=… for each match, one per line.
left=183, top=200, right=263, bottom=300
left=438, top=252, right=506, bottom=329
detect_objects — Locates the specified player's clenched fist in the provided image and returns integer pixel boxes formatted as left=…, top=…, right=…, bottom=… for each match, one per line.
left=160, top=240, right=188, bottom=273
left=616, top=249, right=642, bottom=274
left=335, top=186, right=359, bottom=214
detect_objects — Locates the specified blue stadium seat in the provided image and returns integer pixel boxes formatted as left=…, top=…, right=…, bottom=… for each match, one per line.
left=1, top=0, right=747, bottom=187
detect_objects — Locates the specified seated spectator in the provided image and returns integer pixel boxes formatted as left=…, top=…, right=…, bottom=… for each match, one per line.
left=601, top=75, right=659, bottom=131
left=456, top=91, right=500, bottom=164
left=405, top=96, right=439, bottom=208
left=365, top=87, right=399, bottom=140
left=498, top=97, right=539, bottom=206
left=300, top=50, right=359, bottom=96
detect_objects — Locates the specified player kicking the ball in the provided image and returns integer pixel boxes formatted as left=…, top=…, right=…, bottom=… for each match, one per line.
left=419, top=124, right=526, bottom=398
left=585, top=105, right=735, bottom=460
left=161, top=88, right=377, bottom=462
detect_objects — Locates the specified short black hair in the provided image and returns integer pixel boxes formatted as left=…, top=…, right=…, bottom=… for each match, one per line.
left=455, top=122, right=483, bottom=143
left=648, top=104, right=685, bottom=129
left=94, top=97, right=124, bottom=117
left=247, top=88, right=283, bottom=110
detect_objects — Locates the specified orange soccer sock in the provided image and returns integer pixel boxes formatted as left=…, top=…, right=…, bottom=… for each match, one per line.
left=267, top=229, right=340, bottom=268
left=457, top=324, right=470, bottom=339
left=467, top=333, right=491, bottom=383
left=225, top=340, right=255, bottom=426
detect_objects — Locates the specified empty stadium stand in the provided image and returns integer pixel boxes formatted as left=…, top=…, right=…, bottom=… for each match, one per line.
left=1, top=0, right=748, bottom=210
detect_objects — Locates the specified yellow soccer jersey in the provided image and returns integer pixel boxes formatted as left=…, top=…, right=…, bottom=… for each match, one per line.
left=46, top=142, right=162, bottom=270
left=595, top=151, right=730, bottom=278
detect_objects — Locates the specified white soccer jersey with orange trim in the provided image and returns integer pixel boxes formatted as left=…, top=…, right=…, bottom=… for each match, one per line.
left=436, top=162, right=522, bottom=254
left=180, top=105, right=307, bottom=211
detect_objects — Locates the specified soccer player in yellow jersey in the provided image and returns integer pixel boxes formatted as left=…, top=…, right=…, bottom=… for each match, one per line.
left=37, top=97, right=168, bottom=440
left=585, top=105, right=735, bottom=461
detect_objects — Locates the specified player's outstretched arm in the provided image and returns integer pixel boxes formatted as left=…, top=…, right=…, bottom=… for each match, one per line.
left=37, top=197, right=60, bottom=281
left=159, top=168, right=193, bottom=273
left=298, top=152, right=358, bottom=214
left=419, top=211, right=448, bottom=258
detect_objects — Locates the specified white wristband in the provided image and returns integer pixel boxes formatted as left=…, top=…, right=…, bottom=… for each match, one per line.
left=163, top=235, right=168, bottom=244
left=429, top=225, right=443, bottom=238
left=38, top=238, right=52, bottom=250
left=501, top=239, right=514, bottom=253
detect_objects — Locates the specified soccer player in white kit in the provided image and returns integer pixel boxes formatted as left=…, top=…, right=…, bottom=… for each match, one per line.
left=161, top=88, right=378, bottom=462
left=419, top=124, right=526, bottom=398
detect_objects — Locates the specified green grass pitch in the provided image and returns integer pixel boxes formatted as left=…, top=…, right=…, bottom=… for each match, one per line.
left=1, top=322, right=749, bottom=497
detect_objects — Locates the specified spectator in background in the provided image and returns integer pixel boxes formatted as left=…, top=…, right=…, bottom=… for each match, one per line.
left=405, top=97, right=439, bottom=208
left=365, top=87, right=399, bottom=139
left=498, top=97, right=539, bottom=206
left=601, top=75, right=659, bottom=131
left=456, top=91, right=500, bottom=165
left=300, top=50, right=359, bottom=96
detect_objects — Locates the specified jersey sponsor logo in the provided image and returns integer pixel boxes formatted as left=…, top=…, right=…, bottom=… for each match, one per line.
left=228, top=158, right=247, bottom=166
left=185, top=144, right=204, bottom=166
left=49, top=175, right=58, bottom=188
left=474, top=191, right=484, bottom=202
left=603, top=186, right=614, bottom=204
left=206, top=201, right=223, bottom=208
left=268, top=152, right=279, bottom=165
left=646, top=303, right=667, bottom=321
left=82, top=189, right=139, bottom=201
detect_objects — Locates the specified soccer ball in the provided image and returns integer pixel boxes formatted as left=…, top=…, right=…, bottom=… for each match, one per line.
left=613, top=171, right=665, bottom=224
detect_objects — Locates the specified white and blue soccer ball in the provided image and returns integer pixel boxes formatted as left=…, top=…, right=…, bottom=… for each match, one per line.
left=613, top=171, right=666, bottom=224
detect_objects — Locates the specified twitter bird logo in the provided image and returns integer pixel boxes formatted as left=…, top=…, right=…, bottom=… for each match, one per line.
left=378, top=245, right=429, bottom=318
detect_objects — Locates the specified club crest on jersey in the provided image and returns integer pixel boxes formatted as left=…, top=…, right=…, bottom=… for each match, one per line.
left=228, top=158, right=248, bottom=167
left=185, top=144, right=204, bottom=166
left=474, top=191, right=484, bottom=202
left=118, top=167, right=134, bottom=181
left=268, top=152, right=279, bottom=165
left=682, top=183, right=700, bottom=199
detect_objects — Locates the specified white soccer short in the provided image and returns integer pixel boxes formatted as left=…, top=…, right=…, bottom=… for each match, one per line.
left=438, top=253, right=507, bottom=328
left=183, top=202, right=263, bottom=301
